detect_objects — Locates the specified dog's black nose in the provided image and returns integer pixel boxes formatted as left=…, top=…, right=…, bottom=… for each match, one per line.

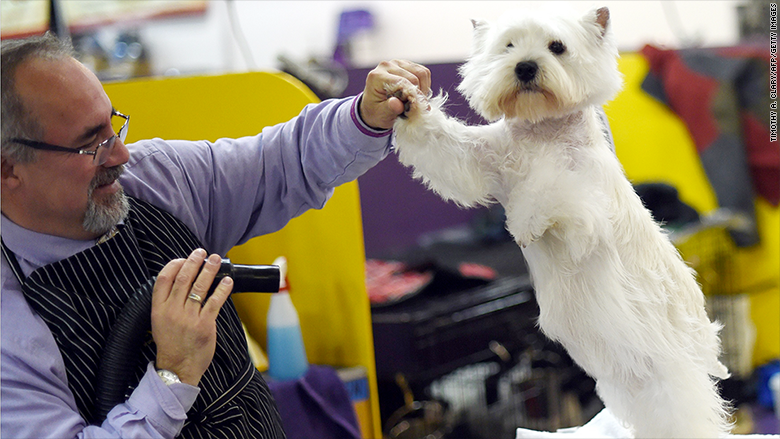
left=515, top=61, right=538, bottom=83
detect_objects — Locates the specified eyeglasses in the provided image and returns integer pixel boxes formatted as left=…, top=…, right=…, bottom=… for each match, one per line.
left=10, top=110, right=129, bottom=166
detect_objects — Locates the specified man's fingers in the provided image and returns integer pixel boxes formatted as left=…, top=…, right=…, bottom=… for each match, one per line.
left=202, top=275, right=232, bottom=317
left=360, top=59, right=431, bottom=130
left=386, top=96, right=406, bottom=117
left=376, top=60, right=430, bottom=93
left=171, top=248, right=207, bottom=303
left=187, top=253, right=221, bottom=307
left=398, top=60, right=431, bottom=94
left=152, top=258, right=186, bottom=306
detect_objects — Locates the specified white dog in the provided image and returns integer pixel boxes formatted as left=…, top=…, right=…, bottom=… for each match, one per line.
left=390, top=7, right=731, bottom=438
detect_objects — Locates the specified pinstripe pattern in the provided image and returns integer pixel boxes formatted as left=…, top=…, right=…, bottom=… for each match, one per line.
left=3, top=197, right=285, bottom=438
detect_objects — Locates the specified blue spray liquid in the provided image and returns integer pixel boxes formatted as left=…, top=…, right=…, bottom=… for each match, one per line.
left=266, top=256, right=308, bottom=381
left=267, top=323, right=309, bottom=381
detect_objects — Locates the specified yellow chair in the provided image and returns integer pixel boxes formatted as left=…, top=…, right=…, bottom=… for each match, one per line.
left=104, top=72, right=381, bottom=438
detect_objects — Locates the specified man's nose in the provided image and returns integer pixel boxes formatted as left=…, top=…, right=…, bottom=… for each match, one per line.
left=103, top=138, right=129, bottom=168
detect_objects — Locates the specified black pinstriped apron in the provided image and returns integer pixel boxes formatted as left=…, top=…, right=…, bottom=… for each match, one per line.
left=1, top=197, right=286, bottom=438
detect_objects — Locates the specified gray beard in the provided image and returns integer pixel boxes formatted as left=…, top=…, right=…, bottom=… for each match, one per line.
left=82, top=165, right=129, bottom=235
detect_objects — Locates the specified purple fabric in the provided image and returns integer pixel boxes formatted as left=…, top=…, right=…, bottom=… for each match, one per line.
left=268, top=366, right=361, bottom=439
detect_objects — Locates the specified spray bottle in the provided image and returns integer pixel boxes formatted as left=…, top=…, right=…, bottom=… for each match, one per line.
left=266, top=256, right=309, bottom=381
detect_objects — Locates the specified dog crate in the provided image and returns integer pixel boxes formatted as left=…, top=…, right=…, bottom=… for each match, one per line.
left=372, top=275, right=538, bottom=385
left=422, top=338, right=598, bottom=439
left=671, top=209, right=756, bottom=379
left=373, top=274, right=601, bottom=438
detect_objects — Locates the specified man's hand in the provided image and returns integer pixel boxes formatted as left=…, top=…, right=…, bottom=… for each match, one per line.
left=359, top=59, right=431, bottom=130
left=151, top=249, right=232, bottom=386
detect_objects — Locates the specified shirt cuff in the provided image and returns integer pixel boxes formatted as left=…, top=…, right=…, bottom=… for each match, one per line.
left=124, top=362, right=200, bottom=436
left=351, top=93, right=393, bottom=138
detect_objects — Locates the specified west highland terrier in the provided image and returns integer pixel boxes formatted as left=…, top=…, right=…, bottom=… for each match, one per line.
left=390, top=7, right=731, bottom=438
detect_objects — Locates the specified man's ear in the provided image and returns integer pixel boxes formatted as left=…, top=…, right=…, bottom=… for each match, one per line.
left=2, top=156, right=22, bottom=190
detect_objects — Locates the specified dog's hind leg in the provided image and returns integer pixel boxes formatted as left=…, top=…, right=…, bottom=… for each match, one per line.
left=597, top=364, right=730, bottom=438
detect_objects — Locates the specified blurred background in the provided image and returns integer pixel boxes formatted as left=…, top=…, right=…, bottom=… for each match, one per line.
left=0, top=1, right=762, bottom=77
left=2, top=1, right=778, bottom=438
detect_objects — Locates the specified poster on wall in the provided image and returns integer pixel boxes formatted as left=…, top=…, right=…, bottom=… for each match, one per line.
left=1, top=0, right=208, bottom=39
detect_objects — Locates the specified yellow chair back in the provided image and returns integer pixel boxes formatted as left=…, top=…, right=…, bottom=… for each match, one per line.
left=104, top=71, right=380, bottom=438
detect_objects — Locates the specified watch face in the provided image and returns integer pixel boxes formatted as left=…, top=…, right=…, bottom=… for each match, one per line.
left=157, top=369, right=181, bottom=385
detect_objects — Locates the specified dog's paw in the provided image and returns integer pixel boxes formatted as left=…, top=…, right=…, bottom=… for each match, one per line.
left=508, top=215, right=552, bottom=248
left=384, top=83, right=429, bottom=120
left=515, top=232, right=540, bottom=248
left=387, top=89, right=412, bottom=119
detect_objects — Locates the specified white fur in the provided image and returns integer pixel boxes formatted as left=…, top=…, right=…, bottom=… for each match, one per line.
left=391, top=7, right=731, bottom=438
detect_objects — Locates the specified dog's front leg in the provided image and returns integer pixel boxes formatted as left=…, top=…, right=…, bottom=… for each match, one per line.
left=392, top=86, right=494, bottom=208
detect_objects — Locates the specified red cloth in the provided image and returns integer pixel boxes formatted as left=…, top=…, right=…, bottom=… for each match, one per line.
left=640, top=45, right=779, bottom=207
left=641, top=45, right=720, bottom=153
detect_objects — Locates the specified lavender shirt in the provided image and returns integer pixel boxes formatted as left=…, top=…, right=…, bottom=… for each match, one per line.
left=1, top=95, right=392, bottom=438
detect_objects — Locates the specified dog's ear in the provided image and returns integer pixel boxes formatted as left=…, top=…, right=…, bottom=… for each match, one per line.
left=469, top=18, right=491, bottom=51
left=595, top=7, right=610, bottom=36
left=583, top=7, right=610, bottom=38
left=470, top=18, right=489, bottom=30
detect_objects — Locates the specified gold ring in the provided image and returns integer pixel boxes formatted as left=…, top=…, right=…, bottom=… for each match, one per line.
left=187, top=292, right=203, bottom=304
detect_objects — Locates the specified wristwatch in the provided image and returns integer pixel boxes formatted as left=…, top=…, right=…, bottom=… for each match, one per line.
left=156, top=368, right=182, bottom=386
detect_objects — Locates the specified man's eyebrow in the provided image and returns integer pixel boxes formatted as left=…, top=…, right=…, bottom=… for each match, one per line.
left=75, top=124, right=105, bottom=144
left=74, top=108, right=115, bottom=146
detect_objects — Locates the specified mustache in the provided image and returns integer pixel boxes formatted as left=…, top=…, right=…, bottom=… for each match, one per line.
left=90, top=165, right=125, bottom=190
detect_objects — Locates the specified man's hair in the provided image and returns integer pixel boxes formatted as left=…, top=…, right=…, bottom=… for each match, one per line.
left=1, top=32, right=75, bottom=163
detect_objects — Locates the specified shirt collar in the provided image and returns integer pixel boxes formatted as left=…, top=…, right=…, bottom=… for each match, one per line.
left=1, top=213, right=99, bottom=275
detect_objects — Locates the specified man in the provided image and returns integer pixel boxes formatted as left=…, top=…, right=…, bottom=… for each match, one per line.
left=1, top=33, right=429, bottom=438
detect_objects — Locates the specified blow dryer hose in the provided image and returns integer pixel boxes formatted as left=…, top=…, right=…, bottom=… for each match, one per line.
left=95, top=260, right=279, bottom=421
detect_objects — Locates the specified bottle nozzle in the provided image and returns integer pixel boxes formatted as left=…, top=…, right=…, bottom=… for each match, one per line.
left=272, top=256, right=288, bottom=292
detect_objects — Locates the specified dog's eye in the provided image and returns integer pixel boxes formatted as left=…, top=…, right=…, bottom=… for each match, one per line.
left=506, top=42, right=514, bottom=49
left=548, top=41, right=566, bottom=55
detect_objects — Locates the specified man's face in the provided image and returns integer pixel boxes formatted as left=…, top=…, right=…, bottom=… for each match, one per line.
left=7, top=57, right=130, bottom=239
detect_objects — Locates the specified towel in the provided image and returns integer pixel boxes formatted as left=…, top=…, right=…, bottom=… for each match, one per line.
left=516, top=408, right=779, bottom=438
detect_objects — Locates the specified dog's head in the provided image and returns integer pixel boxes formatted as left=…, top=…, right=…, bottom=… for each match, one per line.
left=457, top=7, right=623, bottom=122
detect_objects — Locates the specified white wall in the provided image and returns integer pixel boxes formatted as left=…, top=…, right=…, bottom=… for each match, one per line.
left=132, top=0, right=744, bottom=76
